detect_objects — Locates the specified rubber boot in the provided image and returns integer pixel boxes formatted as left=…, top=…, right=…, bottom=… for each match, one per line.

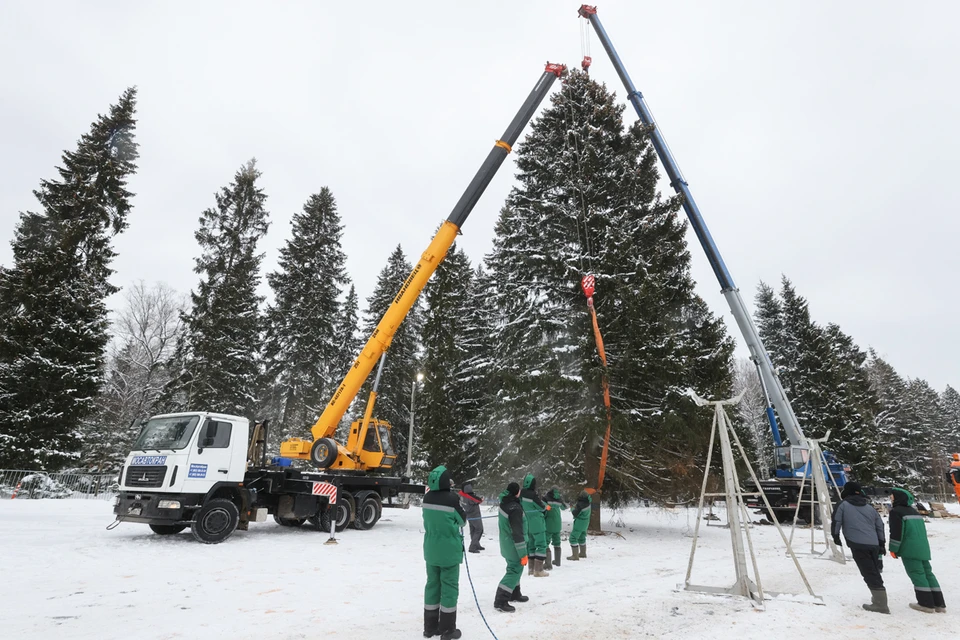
left=439, top=611, right=462, bottom=639
left=510, top=585, right=529, bottom=603
left=528, top=560, right=534, bottom=576
left=533, top=558, right=551, bottom=577
left=580, top=543, right=587, bottom=558
left=862, top=589, right=890, bottom=614
left=909, top=603, right=936, bottom=614
left=543, top=550, right=553, bottom=570
left=424, top=608, right=440, bottom=638
left=933, top=590, right=946, bottom=613
left=494, top=588, right=516, bottom=613
left=553, top=545, right=562, bottom=567
left=567, top=544, right=580, bottom=561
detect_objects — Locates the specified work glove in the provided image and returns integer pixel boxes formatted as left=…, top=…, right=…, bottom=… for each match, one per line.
left=832, top=535, right=842, bottom=547
left=890, top=551, right=898, bottom=560
left=520, top=556, right=528, bottom=566
left=545, top=505, right=552, bottom=511
left=879, top=543, right=886, bottom=557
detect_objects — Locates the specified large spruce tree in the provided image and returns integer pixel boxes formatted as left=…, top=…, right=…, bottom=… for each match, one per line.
left=160, top=160, right=269, bottom=418
left=416, top=244, right=480, bottom=481
left=0, top=88, right=139, bottom=469
left=261, top=188, right=353, bottom=444
left=483, top=71, right=733, bottom=508
left=360, top=245, right=423, bottom=471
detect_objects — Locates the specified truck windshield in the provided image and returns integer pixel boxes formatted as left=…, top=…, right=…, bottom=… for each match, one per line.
left=133, top=416, right=200, bottom=451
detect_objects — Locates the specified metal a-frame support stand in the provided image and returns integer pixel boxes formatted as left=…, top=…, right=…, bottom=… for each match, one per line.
left=683, top=392, right=822, bottom=607
left=786, top=433, right=845, bottom=563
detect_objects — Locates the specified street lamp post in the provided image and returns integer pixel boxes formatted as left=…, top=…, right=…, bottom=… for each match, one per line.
left=406, top=372, right=424, bottom=479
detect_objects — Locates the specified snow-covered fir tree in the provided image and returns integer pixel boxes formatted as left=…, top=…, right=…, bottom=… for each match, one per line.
left=333, top=284, right=362, bottom=385
left=900, top=378, right=945, bottom=494
left=159, top=160, right=269, bottom=418
left=483, top=71, right=733, bottom=508
left=942, top=385, right=960, bottom=455
left=754, top=278, right=880, bottom=480
left=416, top=244, right=480, bottom=482
left=865, top=351, right=909, bottom=485
left=0, top=88, right=139, bottom=470
left=261, top=188, right=353, bottom=445
left=360, top=245, right=423, bottom=472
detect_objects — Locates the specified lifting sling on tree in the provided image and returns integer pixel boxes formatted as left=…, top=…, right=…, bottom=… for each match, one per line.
left=580, top=274, right=613, bottom=492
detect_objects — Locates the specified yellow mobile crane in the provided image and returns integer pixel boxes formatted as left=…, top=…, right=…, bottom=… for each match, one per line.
left=112, top=63, right=567, bottom=543
left=280, top=62, right=567, bottom=470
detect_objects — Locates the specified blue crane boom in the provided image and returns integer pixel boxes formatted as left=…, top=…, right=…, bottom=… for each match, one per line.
left=578, top=5, right=807, bottom=453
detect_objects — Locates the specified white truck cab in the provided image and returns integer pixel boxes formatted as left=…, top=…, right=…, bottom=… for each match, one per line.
left=115, top=412, right=252, bottom=543
left=120, top=412, right=248, bottom=494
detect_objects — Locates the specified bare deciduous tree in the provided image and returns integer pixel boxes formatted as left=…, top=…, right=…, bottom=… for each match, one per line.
left=81, top=281, right=186, bottom=471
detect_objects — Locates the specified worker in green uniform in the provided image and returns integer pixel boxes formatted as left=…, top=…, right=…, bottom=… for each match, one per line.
left=520, top=473, right=550, bottom=577
left=543, top=486, right=567, bottom=568
left=567, top=488, right=592, bottom=561
left=422, top=465, right=466, bottom=639
left=495, top=481, right=530, bottom=612
left=889, top=487, right=946, bottom=614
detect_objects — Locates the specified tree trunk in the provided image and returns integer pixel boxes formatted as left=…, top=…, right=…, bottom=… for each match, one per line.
left=585, top=432, right=602, bottom=533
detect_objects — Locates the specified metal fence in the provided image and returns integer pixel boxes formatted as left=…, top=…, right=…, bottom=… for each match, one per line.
left=0, top=469, right=118, bottom=500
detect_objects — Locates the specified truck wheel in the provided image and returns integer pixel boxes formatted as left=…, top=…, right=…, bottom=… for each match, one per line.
left=334, top=492, right=355, bottom=532
left=273, top=514, right=306, bottom=527
left=149, top=524, right=187, bottom=535
left=310, top=437, right=339, bottom=468
left=352, top=492, right=382, bottom=530
left=309, top=506, right=334, bottom=532
left=191, top=498, right=240, bottom=544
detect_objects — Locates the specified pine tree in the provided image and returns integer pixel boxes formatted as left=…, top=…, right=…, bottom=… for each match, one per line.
left=261, top=188, right=351, bottom=444
left=755, top=279, right=881, bottom=482
left=483, top=71, right=733, bottom=508
left=360, top=245, right=423, bottom=472
left=416, top=244, right=478, bottom=482
left=866, top=351, right=909, bottom=485
left=333, top=284, right=362, bottom=382
left=160, top=160, right=269, bottom=418
left=942, top=386, right=960, bottom=454
left=900, top=378, right=945, bottom=494
left=819, top=323, right=881, bottom=479
left=0, top=88, right=139, bottom=470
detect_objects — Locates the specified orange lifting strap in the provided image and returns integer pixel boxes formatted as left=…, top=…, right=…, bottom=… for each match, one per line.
left=581, top=274, right=613, bottom=491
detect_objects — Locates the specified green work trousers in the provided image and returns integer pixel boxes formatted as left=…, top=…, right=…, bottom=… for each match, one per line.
left=547, top=531, right=562, bottom=547
left=901, top=558, right=944, bottom=609
left=525, top=529, right=547, bottom=560
left=498, top=558, right=523, bottom=594
left=425, top=563, right=460, bottom=612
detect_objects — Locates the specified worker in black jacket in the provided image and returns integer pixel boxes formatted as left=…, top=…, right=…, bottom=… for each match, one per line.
left=495, top=482, right=529, bottom=613
left=458, top=482, right=484, bottom=553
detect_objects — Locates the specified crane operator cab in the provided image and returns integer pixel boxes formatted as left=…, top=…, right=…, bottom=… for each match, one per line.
left=349, top=417, right=397, bottom=470
left=773, top=445, right=849, bottom=487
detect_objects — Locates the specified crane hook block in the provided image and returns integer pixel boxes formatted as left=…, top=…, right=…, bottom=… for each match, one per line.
left=544, top=62, right=567, bottom=78
left=581, top=56, right=592, bottom=71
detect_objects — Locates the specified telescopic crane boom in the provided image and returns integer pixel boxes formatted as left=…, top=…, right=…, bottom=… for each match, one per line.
left=281, top=63, right=567, bottom=468
left=578, top=5, right=806, bottom=451
left=579, top=9, right=846, bottom=559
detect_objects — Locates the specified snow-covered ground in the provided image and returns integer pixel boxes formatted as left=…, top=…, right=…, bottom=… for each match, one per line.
left=1, top=500, right=956, bottom=639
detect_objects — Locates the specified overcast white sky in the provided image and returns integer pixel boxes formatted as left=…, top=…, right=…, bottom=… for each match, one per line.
left=1, top=1, right=957, bottom=391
